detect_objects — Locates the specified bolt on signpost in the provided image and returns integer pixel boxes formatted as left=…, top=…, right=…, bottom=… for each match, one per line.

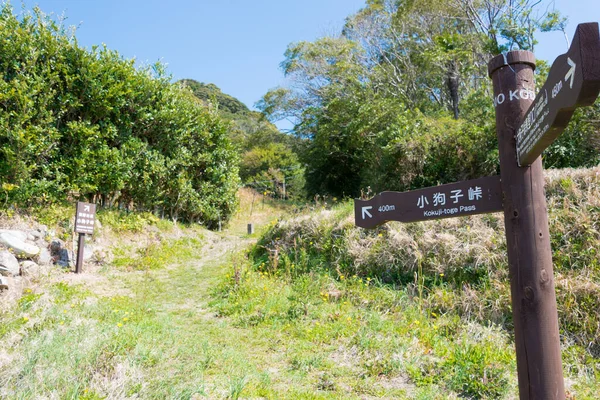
left=354, top=23, right=600, bottom=399
left=74, top=201, right=96, bottom=273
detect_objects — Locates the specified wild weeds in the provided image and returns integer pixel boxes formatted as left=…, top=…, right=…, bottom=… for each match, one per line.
left=243, top=166, right=600, bottom=397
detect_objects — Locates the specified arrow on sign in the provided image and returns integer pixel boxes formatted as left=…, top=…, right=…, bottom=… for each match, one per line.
left=84, top=205, right=90, bottom=212
left=354, top=176, right=503, bottom=229
left=565, top=57, right=576, bottom=89
left=513, top=22, right=600, bottom=166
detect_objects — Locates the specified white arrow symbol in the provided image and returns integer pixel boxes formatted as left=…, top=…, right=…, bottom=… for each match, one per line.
left=362, top=206, right=373, bottom=219
left=564, top=57, right=576, bottom=89
left=84, top=205, right=90, bottom=212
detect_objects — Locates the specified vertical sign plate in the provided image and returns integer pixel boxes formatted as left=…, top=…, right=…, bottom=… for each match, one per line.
left=74, top=202, right=96, bottom=235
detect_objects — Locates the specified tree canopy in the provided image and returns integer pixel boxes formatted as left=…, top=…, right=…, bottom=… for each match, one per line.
left=179, top=79, right=250, bottom=116
left=259, top=0, right=599, bottom=198
left=181, top=79, right=306, bottom=199
left=0, top=5, right=239, bottom=226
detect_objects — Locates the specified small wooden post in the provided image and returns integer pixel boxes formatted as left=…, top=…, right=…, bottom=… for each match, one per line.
left=488, top=51, right=565, bottom=399
left=75, top=233, right=85, bottom=274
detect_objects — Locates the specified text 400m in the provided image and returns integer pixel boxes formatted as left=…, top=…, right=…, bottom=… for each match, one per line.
left=378, top=205, right=396, bottom=212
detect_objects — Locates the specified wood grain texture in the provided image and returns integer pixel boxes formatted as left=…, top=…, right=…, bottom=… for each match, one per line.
left=489, top=50, right=565, bottom=400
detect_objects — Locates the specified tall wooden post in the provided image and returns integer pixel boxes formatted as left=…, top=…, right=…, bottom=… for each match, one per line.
left=488, top=51, right=565, bottom=399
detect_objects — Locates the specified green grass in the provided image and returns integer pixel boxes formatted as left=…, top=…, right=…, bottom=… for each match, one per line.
left=2, top=230, right=596, bottom=398
left=2, top=175, right=600, bottom=398
left=212, top=264, right=518, bottom=399
left=98, top=210, right=175, bottom=233
left=112, top=236, right=205, bottom=271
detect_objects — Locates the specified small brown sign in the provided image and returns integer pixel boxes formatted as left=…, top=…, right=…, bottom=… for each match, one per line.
left=354, top=175, right=503, bottom=229
left=74, top=201, right=96, bottom=235
left=515, top=22, right=600, bottom=166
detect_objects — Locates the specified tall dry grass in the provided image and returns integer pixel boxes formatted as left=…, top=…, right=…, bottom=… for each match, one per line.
left=253, top=166, right=600, bottom=358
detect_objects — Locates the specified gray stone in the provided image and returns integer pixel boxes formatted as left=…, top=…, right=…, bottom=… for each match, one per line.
left=83, top=244, right=94, bottom=261
left=0, top=250, right=20, bottom=276
left=30, top=230, right=43, bottom=240
left=0, top=232, right=40, bottom=258
left=0, top=276, right=7, bottom=290
left=37, top=247, right=52, bottom=266
left=20, top=261, right=42, bottom=277
left=0, top=230, right=27, bottom=242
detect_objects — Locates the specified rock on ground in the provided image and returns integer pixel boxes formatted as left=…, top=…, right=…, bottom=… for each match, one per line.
left=0, top=230, right=27, bottom=242
left=50, top=239, right=65, bottom=256
left=20, top=261, right=42, bottom=277
left=37, top=247, right=52, bottom=266
left=58, top=248, right=74, bottom=268
left=0, top=232, right=40, bottom=258
left=0, top=250, right=20, bottom=276
left=83, top=244, right=95, bottom=262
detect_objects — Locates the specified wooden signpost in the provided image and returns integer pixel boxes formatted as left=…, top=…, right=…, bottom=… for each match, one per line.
left=354, top=22, right=600, bottom=400
left=355, top=175, right=503, bottom=228
left=74, top=201, right=96, bottom=274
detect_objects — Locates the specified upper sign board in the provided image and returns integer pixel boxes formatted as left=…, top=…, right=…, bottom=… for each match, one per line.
left=516, top=22, right=600, bottom=166
left=354, top=176, right=503, bottom=229
left=74, top=201, right=96, bottom=235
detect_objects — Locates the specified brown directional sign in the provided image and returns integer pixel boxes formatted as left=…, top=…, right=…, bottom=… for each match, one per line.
left=74, top=201, right=96, bottom=235
left=354, top=175, right=503, bottom=229
left=515, top=22, right=600, bottom=166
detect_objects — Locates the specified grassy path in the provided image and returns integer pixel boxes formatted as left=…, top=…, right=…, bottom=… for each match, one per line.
left=0, top=213, right=416, bottom=399
left=0, top=215, right=520, bottom=399
left=0, top=195, right=290, bottom=398
left=1, top=196, right=386, bottom=399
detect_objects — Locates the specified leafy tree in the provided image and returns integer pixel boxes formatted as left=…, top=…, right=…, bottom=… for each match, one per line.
left=258, top=0, right=576, bottom=198
left=179, top=79, right=250, bottom=116
left=181, top=79, right=306, bottom=198
left=0, top=5, right=239, bottom=227
left=543, top=103, right=600, bottom=169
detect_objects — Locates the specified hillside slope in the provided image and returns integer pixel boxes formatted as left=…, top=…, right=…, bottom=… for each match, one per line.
left=1, top=169, right=598, bottom=399
left=244, top=166, right=600, bottom=398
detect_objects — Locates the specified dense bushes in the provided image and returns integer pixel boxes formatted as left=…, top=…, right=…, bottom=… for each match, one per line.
left=0, top=5, right=239, bottom=226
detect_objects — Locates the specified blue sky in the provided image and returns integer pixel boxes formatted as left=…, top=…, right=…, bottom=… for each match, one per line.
left=16, top=0, right=365, bottom=111
left=15, top=0, right=600, bottom=113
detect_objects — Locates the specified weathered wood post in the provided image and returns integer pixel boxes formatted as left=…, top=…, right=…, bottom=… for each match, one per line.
left=488, top=51, right=565, bottom=399
left=74, top=201, right=97, bottom=274
left=75, top=233, right=85, bottom=274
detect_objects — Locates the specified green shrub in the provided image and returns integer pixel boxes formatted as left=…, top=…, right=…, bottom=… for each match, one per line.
left=0, top=5, right=239, bottom=227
